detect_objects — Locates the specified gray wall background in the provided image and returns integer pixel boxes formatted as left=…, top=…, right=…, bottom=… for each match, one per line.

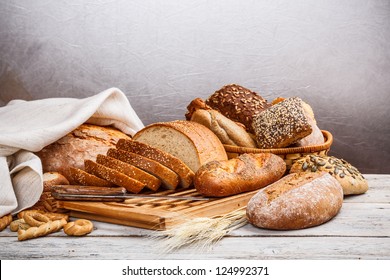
left=1, top=0, right=389, bottom=173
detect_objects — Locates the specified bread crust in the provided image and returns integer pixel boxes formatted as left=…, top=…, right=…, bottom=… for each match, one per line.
left=194, top=153, right=286, bottom=197
left=246, top=172, right=343, bottom=230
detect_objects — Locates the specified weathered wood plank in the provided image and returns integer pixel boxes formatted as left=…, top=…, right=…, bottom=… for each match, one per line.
left=1, top=236, right=389, bottom=260
left=343, top=174, right=390, bottom=203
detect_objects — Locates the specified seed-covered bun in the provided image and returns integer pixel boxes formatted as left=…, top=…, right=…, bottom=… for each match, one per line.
left=252, top=97, right=312, bottom=148
left=205, top=84, right=271, bottom=133
left=289, top=155, right=368, bottom=195
left=246, top=172, right=343, bottom=230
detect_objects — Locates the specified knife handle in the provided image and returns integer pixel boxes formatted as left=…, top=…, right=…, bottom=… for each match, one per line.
left=51, top=185, right=126, bottom=201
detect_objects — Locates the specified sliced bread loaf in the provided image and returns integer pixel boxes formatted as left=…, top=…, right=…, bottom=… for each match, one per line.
left=84, top=160, right=145, bottom=193
left=133, top=120, right=228, bottom=172
left=96, top=154, right=161, bottom=191
left=116, top=139, right=194, bottom=188
left=107, top=148, right=180, bottom=190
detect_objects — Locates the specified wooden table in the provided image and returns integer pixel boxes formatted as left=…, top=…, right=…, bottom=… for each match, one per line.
left=1, top=174, right=389, bottom=260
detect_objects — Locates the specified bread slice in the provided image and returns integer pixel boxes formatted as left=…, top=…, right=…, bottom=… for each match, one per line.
left=107, top=148, right=179, bottom=190
left=67, top=167, right=115, bottom=187
left=84, top=160, right=145, bottom=193
left=133, top=120, right=228, bottom=172
left=96, top=154, right=161, bottom=191
left=116, top=139, right=194, bottom=188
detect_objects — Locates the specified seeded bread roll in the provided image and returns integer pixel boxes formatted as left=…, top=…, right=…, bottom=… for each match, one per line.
left=84, top=160, right=145, bottom=193
left=194, top=153, right=286, bottom=197
left=205, top=84, right=271, bottom=133
left=246, top=172, right=343, bottom=230
left=96, top=154, right=162, bottom=191
left=133, top=120, right=228, bottom=172
left=289, top=155, right=368, bottom=195
left=252, top=97, right=312, bottom=148
left=116, top=139, right=194, bottom=188
left=107, top=148, right=180, bottom=190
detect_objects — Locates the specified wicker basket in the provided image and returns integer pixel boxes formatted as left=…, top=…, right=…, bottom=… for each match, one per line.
left=223, top=130, right=333, bottom=170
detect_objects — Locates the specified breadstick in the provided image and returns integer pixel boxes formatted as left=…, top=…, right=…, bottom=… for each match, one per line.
left=18, top=218, right=67, bottom=241
left=0, top=214, right=12, bottom=231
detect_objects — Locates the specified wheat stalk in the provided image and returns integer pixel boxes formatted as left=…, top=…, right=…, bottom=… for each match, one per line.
left=149, top=207, right=248, bottom=253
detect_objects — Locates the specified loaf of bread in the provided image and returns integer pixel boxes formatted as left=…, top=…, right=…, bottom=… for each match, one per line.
left=67, top=167, right=115, bottom=187
left=96, top=154, right=162, bottom=191
left=133, top=120, right=228, bottom=172
left=289, top=155, right=368, bottom=195
left=186, top=98, right=257, bottom=148
left=194, top=153, right=286, bottom=197
left=205, top=84, right=271, bottom=133
left=246, top=172, right=343, bottom=230
left=107, top=148, right=180, bottom=190
left=35, top=124, right=131, bottom=179
left=84, top=159, right=145, bottom=193
left=116, top=139, right=194, bottom=188
left=252, top=97, right=312, bottom=148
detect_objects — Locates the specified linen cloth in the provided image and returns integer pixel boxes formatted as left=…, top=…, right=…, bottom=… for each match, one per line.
left=0, top=88, right=144, bottom=217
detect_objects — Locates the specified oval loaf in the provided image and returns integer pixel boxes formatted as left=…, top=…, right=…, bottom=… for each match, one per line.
left=194, top=153, right=286, bottom=197
left=246, top=172, right=343, bottom=230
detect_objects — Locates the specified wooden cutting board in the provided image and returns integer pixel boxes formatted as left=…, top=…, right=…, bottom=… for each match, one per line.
left=56, top=188, right=256, bottom=230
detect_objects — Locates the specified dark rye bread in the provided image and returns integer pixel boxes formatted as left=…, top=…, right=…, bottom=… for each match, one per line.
left=205, top=84, right=271, bottom=133
left=107, top=148, right=180, bottom=190
left=252, top=97, right=312, bottom=148
left=84, top=160, right=145, bottom=193
left=116, top=139, right=194, bottom=188
left=96, top=154, right=161, bottom=191
left=67, top=167, right=115, bottom=187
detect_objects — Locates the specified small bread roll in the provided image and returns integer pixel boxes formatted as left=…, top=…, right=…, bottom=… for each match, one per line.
left=247, top=172, right=343, bottom=230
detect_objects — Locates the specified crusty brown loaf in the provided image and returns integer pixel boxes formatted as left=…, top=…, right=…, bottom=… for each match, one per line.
left=96, top=154, right=162, bottom=191
left=84, top=160, right=145, bottom=193
left=35, top=124, right=131, bottom=179
left=107, top=148, right=179, bottom=190
left=116, top=139, right=194, bottom=188
left=252, top=97, right=312, bottom=148
left=194, top=153, right=286, bottom=197
left=205, top=84, right=271, bottom=133
left=186, top=97, right=256, bottom=147
left=246, top=172, right=343, bottom=230
left=133, top=120, right=227, bottom=173
left=289, top=155, right=368, bottom=195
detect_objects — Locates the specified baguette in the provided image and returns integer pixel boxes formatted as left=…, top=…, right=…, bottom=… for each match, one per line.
left=246, top=172, right=343, bottom=230
left=194, top=153, right=286, bottom=197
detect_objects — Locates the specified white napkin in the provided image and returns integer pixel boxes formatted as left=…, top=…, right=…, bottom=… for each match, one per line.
left=0, top=88, right=144, bottom=217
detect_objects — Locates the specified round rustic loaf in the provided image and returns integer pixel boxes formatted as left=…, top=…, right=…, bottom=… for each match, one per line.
left=35, top=124, right=131, bottom=179
left=246, top=172, right=343, bottom=230
left=289, top=155, right=368, bottom=195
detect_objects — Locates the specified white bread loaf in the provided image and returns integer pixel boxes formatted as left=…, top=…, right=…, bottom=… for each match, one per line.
left=133, top=120, right=228, bottom=172
left=246, top=172, right=343, bottom=230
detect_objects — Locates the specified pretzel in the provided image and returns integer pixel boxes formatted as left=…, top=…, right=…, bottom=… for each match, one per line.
left=23, top=210, right=50, bottom=227
left=0, top=214, right=12, bottom=232
left=18, top=218, right=67, bottom=241
left=10, top=219, right=30, bottom=232
left=63, top=219, right=94, bottom=236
